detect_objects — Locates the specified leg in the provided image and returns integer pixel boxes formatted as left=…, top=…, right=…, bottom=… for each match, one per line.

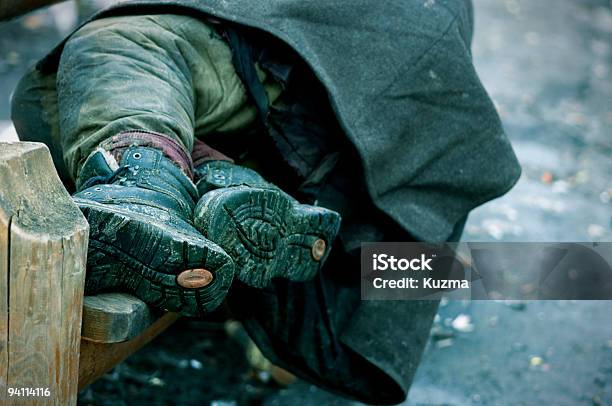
left=56, top=14, right=253, bottom=316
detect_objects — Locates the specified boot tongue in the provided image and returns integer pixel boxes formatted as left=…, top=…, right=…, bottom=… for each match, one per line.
left=119, top=146, right=159, bottom=173
left=75, top=148, right=117, bottom=191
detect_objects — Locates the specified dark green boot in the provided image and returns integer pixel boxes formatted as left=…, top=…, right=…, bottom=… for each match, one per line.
left=193, top=160, right=340, bottom=288
left=73, top=147, right=234, bottom=317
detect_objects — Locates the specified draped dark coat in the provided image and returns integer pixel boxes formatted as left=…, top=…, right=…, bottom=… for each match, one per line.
left=11, top=1, right=520, bottom=403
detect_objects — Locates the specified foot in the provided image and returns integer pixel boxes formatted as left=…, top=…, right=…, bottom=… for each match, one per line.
left=74, top=147, right=234, bottom=317
left=193, top=161, right=340, bottom=288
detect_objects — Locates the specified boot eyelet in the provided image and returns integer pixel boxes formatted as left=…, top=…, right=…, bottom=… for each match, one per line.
left=84, top=192, right=92, bottom=196
left=133, top=152, right=142, bottom=160
left=94, top=187, right=102, bottom=191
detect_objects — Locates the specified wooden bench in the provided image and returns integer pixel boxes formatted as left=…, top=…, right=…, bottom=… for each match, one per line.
left=0, top=142, right=179, bottom=404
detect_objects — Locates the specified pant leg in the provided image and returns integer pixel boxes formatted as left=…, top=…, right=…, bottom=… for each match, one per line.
left=57, top=13, right=258, bottom=181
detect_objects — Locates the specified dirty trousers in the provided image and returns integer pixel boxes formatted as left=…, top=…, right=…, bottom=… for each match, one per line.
left=57, top=13, right=281, bottom=180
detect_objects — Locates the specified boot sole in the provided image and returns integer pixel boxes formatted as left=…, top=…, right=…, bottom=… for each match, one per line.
left=194, top=186, right=340, bottom=288
left=76, top=199, right=234, bottom=317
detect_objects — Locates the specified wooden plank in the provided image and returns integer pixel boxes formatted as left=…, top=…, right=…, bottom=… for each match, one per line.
left=0, top=154, right=9, bottom=406
left=82, top=293, right=157, bottom=344
left=0, top=0, right=64, bottom=21
left=78, top=312, right=180, bottom=390
left=0, top=142, right=88, bottom=405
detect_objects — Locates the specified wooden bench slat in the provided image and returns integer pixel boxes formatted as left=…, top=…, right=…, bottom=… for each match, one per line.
left=81, top=293, right=158, bottom=343
left=78, top=312, right=180, bottom=391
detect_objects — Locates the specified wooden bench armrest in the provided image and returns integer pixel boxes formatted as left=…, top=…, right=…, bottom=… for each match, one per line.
left=1, top=142, right=88, bottom=403
left=1, top=142, right=179, bottom=402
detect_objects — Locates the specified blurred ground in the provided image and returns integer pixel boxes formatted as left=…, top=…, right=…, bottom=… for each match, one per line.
left=1, top=0, right=611, bottom=405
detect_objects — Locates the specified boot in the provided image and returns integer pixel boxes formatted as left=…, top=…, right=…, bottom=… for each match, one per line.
left=192, top=160, right=341, bottom=288
left=73, top=144, right=234, bottom=317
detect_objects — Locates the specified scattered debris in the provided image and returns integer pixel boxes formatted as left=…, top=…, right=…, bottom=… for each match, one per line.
left=570, top=170, right=589, bottom=185
left=22, top=15, right=44, bottom=30
left=551, top=180, right=570, bottom=194
left=436, top=338, right=455, bottom=349
left=541, top=171, right=554, bottom=184
left=440, top=297, right=449, bottom=307
left=587, top=224, right=605, bottom=239
left=190, top=359, right=203, bottom=370
left=211, top=401, right=238, bottom=406
left=519, top=196, right=565, bottom=214
left=481, top=219, right=524, bottom=240
left=530, top=356, right=543, bottom=367
left=48, top=1, right=78, bottom=34
left=431, top=325, right=456, bottom=341
left=256, top=371, right=271, bottom=383
left=451, top=314, right=475, bottom=333
left=148, top=377, right=165, bottom=387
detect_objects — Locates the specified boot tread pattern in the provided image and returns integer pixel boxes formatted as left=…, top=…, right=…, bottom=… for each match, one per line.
left=195, top=186, right=340, bottom=288
left=80, top=203, right=233, bottom=317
